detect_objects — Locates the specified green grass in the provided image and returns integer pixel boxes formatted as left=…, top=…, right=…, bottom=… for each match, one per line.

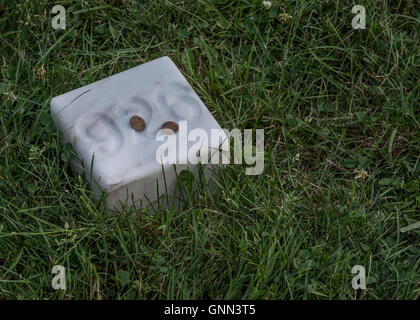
left=0, top=0, right=419, bottom=299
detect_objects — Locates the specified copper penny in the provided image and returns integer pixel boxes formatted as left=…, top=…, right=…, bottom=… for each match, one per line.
left=130, top=116, right=146, bottom=132
left=161, top=121, right=179, bottom=134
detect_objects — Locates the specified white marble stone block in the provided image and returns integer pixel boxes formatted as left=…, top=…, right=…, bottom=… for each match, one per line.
left=50, top=56, right=225, bottom=210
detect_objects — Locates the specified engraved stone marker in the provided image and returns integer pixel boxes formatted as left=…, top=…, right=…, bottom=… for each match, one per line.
left=50, top=57, right=225, bottom=210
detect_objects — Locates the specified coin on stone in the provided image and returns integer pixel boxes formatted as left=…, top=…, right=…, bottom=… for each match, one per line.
left=160, top=121, right=179, bottom=134
left=130, top=116, right=146, bottom=132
